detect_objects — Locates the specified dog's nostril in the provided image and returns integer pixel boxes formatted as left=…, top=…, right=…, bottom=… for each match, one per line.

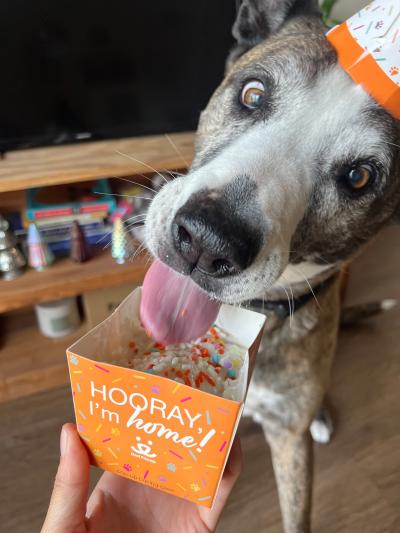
left=172, top=200, right=262, bottom=278
left=177, top=225, right=192, bottom=246
left=212, top=258, right=237, bottom=276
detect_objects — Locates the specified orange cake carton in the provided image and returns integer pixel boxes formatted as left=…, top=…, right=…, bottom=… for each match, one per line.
left=67, top=288, right=265, bottom=508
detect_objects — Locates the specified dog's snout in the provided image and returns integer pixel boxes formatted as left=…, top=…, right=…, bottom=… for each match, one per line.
left=172, top=197, right=262, bottom=278
left=173, top=217, right=238, bottom=276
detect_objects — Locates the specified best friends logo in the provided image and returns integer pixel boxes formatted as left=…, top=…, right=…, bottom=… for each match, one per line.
left=88, top=381, right=217, bottom=456
left=131, top=437, right=158, bottom=463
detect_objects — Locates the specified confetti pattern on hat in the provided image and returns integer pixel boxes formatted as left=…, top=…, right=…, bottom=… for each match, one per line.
left=327, top=0, right=400, bottom=118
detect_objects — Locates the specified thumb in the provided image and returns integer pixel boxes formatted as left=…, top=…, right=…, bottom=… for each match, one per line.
left=41, top=423, right=90, bottom=533
left=199, top=436, right=243, bottom=531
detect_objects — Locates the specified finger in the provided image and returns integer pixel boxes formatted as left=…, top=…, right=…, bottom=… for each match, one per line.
left=41, top=423, right=90, bottom=533
left=222, top=435, right=243, bottom=483
left=199, top=436, right=243, bottom=529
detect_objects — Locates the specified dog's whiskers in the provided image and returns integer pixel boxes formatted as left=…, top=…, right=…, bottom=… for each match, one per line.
left=144, top=250, right=153, bottom=267
left=311, top=255, right=334, bottom=266
left=125, top=216, right=146, bottom=226
left=130, top=241, right=147, bottom=262
left=125, top=217, right=147, bottom=231
left=162, top=168, right=186, bottom=180
left=125, top=213, right=148, bottom=222
left=277, top=279, right=294, bottom=328
left=164, top=133, right=190, bottom=168
left=96, top=230, right=112, bottom=246
left=94, top=191, right=152, bottom=201
left=282, top=285, right=294, bottom=328
left=111, top=174, right=157, bottom=194
left=290, top=265, right=321, bottom=309
left=101, top=223, right=137, bottom=251
left=168, top=169, right=186, bottom=177
left=125, top=222, right=146, bottom=234
left=160, top=169, right=177, bottom=181
left=115, top=150, right=168, bottom=185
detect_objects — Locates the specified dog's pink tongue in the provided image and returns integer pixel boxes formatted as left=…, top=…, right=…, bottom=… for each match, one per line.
left=140, top=261, right=221, bottom=345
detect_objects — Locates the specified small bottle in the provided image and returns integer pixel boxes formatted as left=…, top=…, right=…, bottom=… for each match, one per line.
left=0, top=215, right=26, bottom=280
left=27, top=223, right=55, bottom=271
left=70, top=221, right=92, bottom=262
left=111, top=217, right=136, bottom=265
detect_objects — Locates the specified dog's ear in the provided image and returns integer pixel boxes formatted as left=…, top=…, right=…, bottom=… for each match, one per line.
left=227, top=0, right=320, bottom=69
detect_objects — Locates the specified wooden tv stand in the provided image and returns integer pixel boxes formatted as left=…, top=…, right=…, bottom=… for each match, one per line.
left=0, top=132, right=194, bottom=403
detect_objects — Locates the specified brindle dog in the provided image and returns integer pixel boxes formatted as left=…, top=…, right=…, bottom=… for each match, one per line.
left=145, top=1, right=400, bottom=531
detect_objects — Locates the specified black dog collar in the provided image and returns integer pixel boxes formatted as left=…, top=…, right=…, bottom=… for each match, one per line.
left=247, top=275, right=337, bottom=319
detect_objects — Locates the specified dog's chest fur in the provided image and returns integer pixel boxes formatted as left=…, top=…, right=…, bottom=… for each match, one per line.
left=245, top=275, right=341, bottom=434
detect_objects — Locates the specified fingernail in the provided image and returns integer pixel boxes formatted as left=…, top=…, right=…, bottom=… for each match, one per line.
left=60, top=426, right=69, bottom=457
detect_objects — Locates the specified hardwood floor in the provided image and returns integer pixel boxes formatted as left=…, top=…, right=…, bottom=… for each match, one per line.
left=1, top=225, right=399, bottom=533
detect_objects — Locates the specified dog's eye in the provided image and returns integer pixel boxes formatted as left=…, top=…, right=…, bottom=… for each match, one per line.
left=240, top=80, right=265, bottom=109
left=347, top=164, right=374, bottom=190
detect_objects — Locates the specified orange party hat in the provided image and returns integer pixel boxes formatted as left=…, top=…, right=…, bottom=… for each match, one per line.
left=327, top=0, right=400, bottom=118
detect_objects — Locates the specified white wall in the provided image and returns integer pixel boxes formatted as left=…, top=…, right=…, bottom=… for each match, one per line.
left=332, top=0, right=369, bottom=20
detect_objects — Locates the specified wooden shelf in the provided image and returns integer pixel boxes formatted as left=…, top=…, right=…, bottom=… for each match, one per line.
left=0, top=249, right=149, bottom=314
left=0, top=310, right=87, bottom=402
left=0, top=131, right=194, bottom=193
left=0, top=132, right=180, bottom=402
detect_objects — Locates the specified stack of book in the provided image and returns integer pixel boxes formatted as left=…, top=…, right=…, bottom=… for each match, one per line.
left=21, top=179, right=116, bottom=255
left=23, top=218, right=113, bottom=255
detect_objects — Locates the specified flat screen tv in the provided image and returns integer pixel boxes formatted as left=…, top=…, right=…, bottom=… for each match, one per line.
left=0, top=0, right=236, bottom=153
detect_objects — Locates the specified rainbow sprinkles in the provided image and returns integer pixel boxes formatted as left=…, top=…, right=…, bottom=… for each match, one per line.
left=125, top=325, right=247, bottom=401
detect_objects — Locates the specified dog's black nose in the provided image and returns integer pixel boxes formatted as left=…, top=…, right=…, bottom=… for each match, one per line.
left=172, top=196, right=262, bottom=277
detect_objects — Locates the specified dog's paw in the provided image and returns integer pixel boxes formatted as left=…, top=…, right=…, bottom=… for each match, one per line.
left=310, top=416, right=333, bottom=444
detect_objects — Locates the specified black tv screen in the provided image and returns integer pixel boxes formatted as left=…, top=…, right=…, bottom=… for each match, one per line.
left=0, top=0, right=236, bottom=152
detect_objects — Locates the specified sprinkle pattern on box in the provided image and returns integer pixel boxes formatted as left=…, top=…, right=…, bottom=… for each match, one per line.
left=67, top=353, right=243, bottom=508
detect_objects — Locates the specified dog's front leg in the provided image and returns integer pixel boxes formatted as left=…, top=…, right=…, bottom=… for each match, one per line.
left=264, top=427, right=313, bottom=533
left=245, top=277, right=341, bottom=531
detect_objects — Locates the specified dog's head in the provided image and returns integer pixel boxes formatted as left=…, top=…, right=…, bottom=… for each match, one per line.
left=146, top=0, right=400, bottom=303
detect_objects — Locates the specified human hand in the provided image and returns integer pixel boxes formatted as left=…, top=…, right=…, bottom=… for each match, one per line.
left=41, top=423, right=242, bottom=533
